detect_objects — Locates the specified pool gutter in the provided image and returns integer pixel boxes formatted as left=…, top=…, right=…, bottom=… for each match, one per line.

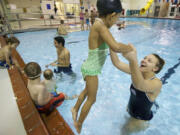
left=120, top=16, right=180, bottom=20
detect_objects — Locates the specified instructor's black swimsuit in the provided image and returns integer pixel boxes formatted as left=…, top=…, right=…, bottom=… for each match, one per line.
left=128, top=84, right=154, bottom=121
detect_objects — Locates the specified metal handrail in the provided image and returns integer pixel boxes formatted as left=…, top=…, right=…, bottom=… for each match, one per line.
left=6, top=12, right=81, bottom=19
left=6, top=12, right=81, bottom=30
left=9, top=17, right=81, bottom=22
left=7, top=12, right=66, bottom=16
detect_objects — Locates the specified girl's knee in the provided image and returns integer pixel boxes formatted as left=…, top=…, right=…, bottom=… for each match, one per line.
left=79, top=90, right=87, bottom=99
left=87, top=97, right=96, bottom=105
left=79, top=94, right=85, bottom=101
left=125, top=120, right=146, bottom=133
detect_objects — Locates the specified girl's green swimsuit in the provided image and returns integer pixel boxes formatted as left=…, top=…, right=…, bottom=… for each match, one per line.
left=81, top=43, right=109, bottom=79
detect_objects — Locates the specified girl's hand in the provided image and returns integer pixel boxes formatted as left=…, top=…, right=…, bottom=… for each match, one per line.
left=72, top=94, right=79, bottom=99
left=123, top=44, right=137, bottom=61
left=45, top=64, right=49, bottom=68
left=9, top=65, right=14, bottom=70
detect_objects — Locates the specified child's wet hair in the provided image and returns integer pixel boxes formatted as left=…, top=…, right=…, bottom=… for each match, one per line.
left=6, top=37, right=20, bottom=45
left=44, top=69, right=53, bottom=80
left=54, top=36, right=65, bottom=47
left=24, top=62, right=41, bottom=80
left=60, top=20, right=64, bottom=24
left=97, top=0, right=122, bottom=17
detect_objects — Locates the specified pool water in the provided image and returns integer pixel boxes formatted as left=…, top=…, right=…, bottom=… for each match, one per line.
left=16, top=18, right=180, bottom=135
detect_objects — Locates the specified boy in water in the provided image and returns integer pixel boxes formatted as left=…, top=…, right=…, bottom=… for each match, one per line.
left=25, top=62, right=77, bottom=113
left=0, top=36, right=20, bottom=69
left=71, top=0, right=133, bottom=133
left=42, top=69, right=57, bottom=94
left=110, top=46, right=165, bottom=134
left=46, top=36, right=73, bottom=75
left=57, top=20, right=68, bottom=36
left=24, top=62, right=65, bottom=113
left=85, top=9, right=90, bottom=30
left=42, top=68, right=78, bottom=99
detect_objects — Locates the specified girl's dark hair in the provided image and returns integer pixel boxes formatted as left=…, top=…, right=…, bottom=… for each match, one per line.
left=152, top=54, right=165, bottom=74
left=54, top=36, right=65, bottom=46
left=97, top=0, right=122, bottom=17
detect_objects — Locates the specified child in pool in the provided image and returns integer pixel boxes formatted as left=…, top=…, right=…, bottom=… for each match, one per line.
left=0, top=36, right=20, bottom=69
left=80, top=8, right=85, bottom=31
left=85, top=9, right=90, bottom=30
left=71, top=0, right=133, bottom=133
left=25, top=63, right=78, bottom=113
left=42, top=69, right=57, bottom=94
left=24, top=62, right=65, bottom=113
left=45, top=36, right=73, bottom=75
left=57, top=20, right=69, bottom=36
left=42, top=68, right=78, bottom=99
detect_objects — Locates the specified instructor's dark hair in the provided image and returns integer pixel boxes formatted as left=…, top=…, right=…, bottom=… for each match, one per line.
left=152, top=54, right=165, bottom=74
left=97, top=0, right=123, bottom=17
left=54, top=36, right=65, bottom=46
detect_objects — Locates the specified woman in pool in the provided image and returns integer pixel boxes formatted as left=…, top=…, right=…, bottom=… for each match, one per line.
left=110, top=45, right=165, bottom=134
left=71, top=0, right=133, bottom=133
left=80, top=8, right=85, bottom=31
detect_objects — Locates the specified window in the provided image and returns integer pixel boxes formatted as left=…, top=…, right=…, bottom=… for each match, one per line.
left=171, top=7, right=175, bottom=12
left=170, top=12, right=174, bottom=16
left=46, top=4, right=51, bottom=10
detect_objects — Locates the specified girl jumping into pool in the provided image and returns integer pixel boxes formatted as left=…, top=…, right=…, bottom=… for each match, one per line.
left=71, top=0, right=133, bottom=133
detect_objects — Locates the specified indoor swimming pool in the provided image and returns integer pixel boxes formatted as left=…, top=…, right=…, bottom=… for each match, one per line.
left=16, top=18, right=180, bottom=135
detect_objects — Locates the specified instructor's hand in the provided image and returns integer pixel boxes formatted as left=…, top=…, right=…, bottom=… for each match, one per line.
left=51, top=63, right=57, bottom=66
left=123, top=44, right=137, bottom=61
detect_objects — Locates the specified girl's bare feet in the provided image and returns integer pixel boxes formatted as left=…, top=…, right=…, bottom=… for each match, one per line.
left=74, top=121, right=82, bottom=134
left=71, top=107, right=77, bottom=122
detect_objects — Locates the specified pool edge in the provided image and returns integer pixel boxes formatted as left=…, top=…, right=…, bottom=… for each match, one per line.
left=0, top=36, right=75, bottom=135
